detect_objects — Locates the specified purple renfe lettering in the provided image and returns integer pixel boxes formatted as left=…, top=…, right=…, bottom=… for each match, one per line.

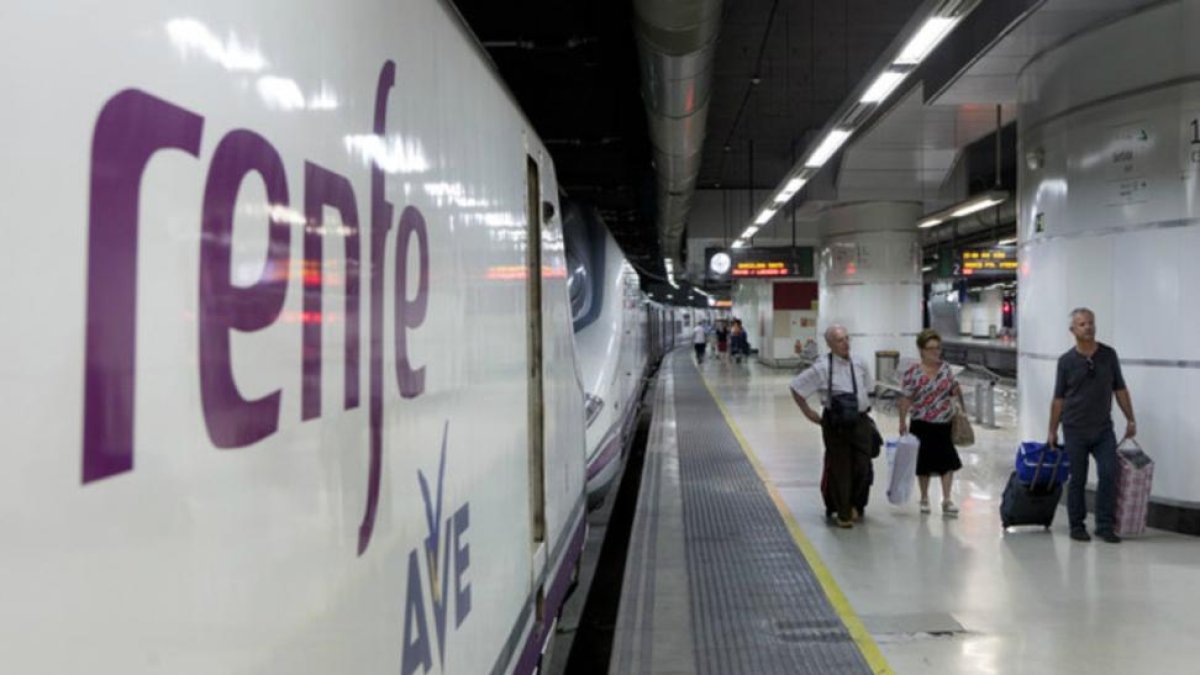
left=394, top=206, right=428, bottom=399
left=82, top=90, right=203, bottom=484
left=302, top=162, right=361, bottom=420
left=359, top=60, right=396, bottom=555
left=198, top=130, right=291, bottom=448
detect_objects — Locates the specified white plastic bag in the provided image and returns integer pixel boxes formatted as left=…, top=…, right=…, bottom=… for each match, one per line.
left=887, top=434, right=920, bottom=505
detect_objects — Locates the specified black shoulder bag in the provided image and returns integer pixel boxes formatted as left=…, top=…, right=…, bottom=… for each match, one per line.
left=826, top=354, right=861, bottom=427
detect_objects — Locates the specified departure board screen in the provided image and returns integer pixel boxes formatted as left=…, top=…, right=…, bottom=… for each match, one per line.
left=705, top=246, right=815, bottom=280
left=960, top=246, right=1017, bottom=277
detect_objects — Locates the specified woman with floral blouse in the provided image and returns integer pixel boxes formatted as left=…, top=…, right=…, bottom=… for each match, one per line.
left=898, top=329, right=964, bottom=517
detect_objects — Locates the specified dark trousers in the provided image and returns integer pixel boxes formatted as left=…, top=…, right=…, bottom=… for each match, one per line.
left=1064, top=425, right=1118, bottom=534
left=821, top=414, right=873, bottom=522
left=694, top=343, right=706, bottom=360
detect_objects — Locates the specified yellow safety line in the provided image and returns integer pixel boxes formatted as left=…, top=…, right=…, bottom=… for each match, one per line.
left=695, top=364, right=894, bottom=675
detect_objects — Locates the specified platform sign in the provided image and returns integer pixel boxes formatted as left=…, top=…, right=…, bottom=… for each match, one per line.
left=706, top=246, right=814, bottom=281
left=960, top=246, right=1017, bottom=277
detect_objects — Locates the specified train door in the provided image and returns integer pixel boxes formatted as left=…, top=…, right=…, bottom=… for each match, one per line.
left=525, top=156, right=547, bottom=561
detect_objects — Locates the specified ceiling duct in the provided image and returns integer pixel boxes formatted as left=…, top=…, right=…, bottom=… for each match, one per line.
left=633, top=0, right=722, bottom=271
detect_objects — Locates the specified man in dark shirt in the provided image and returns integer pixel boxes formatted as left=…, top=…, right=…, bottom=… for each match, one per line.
left=1046, top=308, right=1137, bottom=543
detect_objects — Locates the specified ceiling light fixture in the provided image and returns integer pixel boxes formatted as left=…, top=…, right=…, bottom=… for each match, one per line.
left=894, top=16, right=959, bottom=65
left=915, top=189, right=1009, bottom=230
left=738, top=3, right=977, bottom=247
left=951, top=192, right=1007, bottom=218
left=860, top=70, right=907, bottom=103
left=774, top=177, right=807, bottom=203
left=805, top=129, right=852, bottom=168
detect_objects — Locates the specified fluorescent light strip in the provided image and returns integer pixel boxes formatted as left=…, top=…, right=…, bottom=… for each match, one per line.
left=753, top=209, right=775, bottom=225
left=742, top=225, right=760, bottom=238
left=894, top=16, right=958, bottom=65
left=917, top=217, right=943, bottom=229
left=805, top=129, right=851, bottom=168
left=773, top=177, right=807, bottom=203
left=951, top=197, right=1005, bottom=218
left=860, top=70, right=907, bottom=103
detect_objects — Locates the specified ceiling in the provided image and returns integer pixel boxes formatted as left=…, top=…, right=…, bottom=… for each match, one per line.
left=452, top=0, right=924, bottom=276
left=452, top=0, right=1160, bottom=296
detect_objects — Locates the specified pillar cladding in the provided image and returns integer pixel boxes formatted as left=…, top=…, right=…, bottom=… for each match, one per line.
left=817, top=202, right=922, bottom=376
left=1017, top=0, right=1200, bottom=506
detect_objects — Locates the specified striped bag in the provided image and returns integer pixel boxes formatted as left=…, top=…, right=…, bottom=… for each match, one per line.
left=1115, top=439, right=1154, bottom=537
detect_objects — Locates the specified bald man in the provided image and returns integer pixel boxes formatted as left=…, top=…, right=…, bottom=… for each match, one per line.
left=790, top=325, right=875, bottom=528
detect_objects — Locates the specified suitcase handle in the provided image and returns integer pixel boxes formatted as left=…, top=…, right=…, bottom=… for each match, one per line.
left=1029, top=443, right=1065, bottom=486
left=1117, top=437, right=1143, bottom=452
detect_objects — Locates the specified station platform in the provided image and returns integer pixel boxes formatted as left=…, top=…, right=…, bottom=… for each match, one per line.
left=612, top=350, right=1200, bottom=674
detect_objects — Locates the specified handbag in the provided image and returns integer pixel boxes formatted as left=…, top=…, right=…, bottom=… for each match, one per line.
left=825, top=354, right=861, bottom=427
left=950, top=401, right=975, bottom=447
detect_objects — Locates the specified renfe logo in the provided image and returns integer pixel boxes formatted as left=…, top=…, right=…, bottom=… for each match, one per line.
left=80, top=61, right=431, bottom=556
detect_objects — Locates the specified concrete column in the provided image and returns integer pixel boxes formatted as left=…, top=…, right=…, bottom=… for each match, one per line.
left=1017, top=0, right=1200, bottom=505
left=817, top=202, right=923, bottom=374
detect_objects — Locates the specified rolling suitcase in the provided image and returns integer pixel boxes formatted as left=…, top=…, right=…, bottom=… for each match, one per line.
left=1000, top=472, right=1062, bottom=529
left=1000, top=447, right=1066, bottom=529
left=1115, top=439, right=1154, bottom=537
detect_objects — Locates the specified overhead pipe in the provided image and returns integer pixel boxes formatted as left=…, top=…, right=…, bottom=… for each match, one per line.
left=633, top=0, right=723, bottom=272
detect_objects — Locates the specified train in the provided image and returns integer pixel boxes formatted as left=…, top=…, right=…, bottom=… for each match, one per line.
left=0, top=1, right=676, bottom=673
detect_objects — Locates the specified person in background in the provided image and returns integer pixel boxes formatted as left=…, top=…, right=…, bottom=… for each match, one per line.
left=715, top=321, right=729, bottom=362
left=789, top=325, right=874, bottom=528
left=1047, top=308, right=1136, bottom=544
left=730, top=319, right=749, bottom=363
left=898, top=329, right=964, bottom=517
left=692, top=320, right=708, bottom=363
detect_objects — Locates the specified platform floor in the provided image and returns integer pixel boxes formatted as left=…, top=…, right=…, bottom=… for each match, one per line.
left=695, top=354, right=1200, bottom=674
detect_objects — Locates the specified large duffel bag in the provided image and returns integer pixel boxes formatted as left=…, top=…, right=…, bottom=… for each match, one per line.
left=1015, top=441, right=1070, bottom=486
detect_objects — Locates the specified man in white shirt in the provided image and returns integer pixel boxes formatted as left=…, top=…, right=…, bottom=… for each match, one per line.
left=693, top=322, right=708, bottom=362
left=789, top=325, right=874, bottom=528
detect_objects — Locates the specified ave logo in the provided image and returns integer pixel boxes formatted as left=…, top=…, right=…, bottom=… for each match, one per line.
left=402, top=422, right=472, bottom=675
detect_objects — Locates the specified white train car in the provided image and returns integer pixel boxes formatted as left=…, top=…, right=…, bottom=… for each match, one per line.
left=0, top=1, right=603, bottom=673
left=563, top=203, right=664, bottom=506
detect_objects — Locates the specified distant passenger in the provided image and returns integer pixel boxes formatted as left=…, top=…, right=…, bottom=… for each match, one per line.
left=789, top=325, right=874, bottom=528
left=898, top=329, right=964, bottom=517
left=715, top=322, right=729, bottom=361
left=693, top=321, right=707, bottom=362
left=730, top=319, right=750, bottom=363
left=1047, top=308, right=1137, bottom=544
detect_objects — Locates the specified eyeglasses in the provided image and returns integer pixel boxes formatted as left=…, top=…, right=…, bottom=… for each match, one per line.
left=1086, top=358, right=1095, bottom=378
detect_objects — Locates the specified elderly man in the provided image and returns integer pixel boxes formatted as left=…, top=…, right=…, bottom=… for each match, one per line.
left=790, top=325, right=874, bottom=528
left=1047, top=308, right=1137, bottom=544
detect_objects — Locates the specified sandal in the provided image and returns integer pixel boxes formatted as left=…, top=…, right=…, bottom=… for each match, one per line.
left=919, top=499, right=931, bottom=514
left=942, top=500, right=959, bottom=518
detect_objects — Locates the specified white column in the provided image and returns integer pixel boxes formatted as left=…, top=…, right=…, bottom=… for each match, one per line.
left=1017, top=0, right=1200, bottom=504
left=817, top=202, right=923, bottom=372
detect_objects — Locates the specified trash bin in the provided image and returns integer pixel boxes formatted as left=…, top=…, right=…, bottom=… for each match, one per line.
left=875, top=350, right=900, bottom=384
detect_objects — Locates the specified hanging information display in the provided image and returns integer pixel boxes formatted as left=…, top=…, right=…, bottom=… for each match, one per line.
left=705, top=246, right=815, bottom=280
left=959, top=246, right=1018, bottom=277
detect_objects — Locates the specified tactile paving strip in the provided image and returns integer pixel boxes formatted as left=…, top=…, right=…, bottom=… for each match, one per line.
left=671, top=356, right=873, bottom=674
